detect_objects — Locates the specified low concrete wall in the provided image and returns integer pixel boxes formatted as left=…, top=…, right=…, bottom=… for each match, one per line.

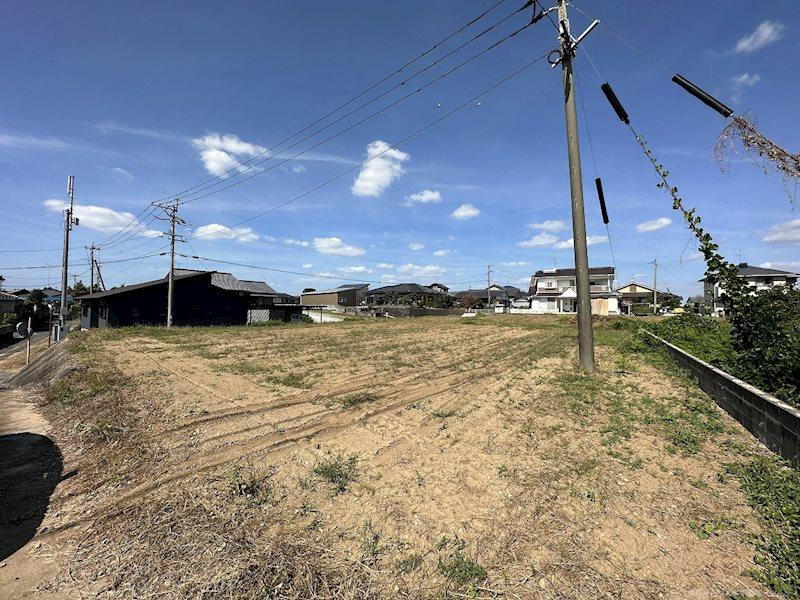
left=644, top=331, right=800, bottom=467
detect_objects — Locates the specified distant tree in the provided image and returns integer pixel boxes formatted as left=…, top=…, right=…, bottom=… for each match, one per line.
left=461, top=294, right=479, bottom=310
left=660, top=294, right=681, bottom=311
left=71, top=280, right=89, bottom=296
left=0, top=273, right=5, bottom=290
left=25, top=289, right=45, bottom=305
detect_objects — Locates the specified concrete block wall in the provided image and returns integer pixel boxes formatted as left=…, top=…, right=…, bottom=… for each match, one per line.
left=644, top=331, right=800, bottom=467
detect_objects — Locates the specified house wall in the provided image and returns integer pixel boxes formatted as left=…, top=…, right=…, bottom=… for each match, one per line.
left=300, top=288, right=356, bottom=307
left=0, top=299, right=16, bottom=314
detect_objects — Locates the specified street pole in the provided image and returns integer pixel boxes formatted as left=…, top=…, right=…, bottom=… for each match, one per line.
left=487, top=264, right=493, bottom=311
left=557, top=0, right=595, bottom=372
left=154, top=199, right=185, bottom=328
left=88, top=244, right=96, bottom=293
left=652, top=259, right=658, bottom=315
left=59, top=175, right=77, bottom=339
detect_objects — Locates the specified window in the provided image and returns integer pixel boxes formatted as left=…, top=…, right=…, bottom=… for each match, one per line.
left=99, top=304, right=107, bottom=319
left=131, top=306, right=141, bottom=319
left=763, top=277, right=773, bottom=285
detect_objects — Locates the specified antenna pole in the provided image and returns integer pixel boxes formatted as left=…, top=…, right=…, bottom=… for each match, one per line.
left=59, top=175, right=77, bottom=339
left=557, top=0, right=595, bottom=372
left=487, top=264, right=493, bottom=310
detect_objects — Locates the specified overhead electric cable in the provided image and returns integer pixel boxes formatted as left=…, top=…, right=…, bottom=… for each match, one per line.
left=0, top=251, right=167, bottom=271
left=191, top=51, right=550, bottom=240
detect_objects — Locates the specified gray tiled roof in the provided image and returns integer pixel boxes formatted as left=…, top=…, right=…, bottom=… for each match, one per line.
left=532, top=266, right=615, bottom=278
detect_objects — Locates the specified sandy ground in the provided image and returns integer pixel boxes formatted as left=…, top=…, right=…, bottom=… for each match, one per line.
left=1, top=316, right=783, bottom=598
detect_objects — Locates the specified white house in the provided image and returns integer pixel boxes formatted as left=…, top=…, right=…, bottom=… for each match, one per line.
left=702, top=262, right=798, bottom=314
left=525, top=266, right=619, bottom=316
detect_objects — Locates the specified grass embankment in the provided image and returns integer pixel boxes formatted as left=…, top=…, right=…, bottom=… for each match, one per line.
left=30, top=316, right=800, bottom=598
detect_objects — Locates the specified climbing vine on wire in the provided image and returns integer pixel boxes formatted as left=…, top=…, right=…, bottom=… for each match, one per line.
left=715, top=115, right=800, bottom=203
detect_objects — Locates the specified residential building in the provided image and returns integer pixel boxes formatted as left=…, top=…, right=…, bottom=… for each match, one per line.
left=615, top=282, right=682, bottom=315
left=527, top=266, right=618, bottom=315
left=365, top=283, right=450, bottom=307
left=702, top=262, right=798, bottom=314
left=0, top=291, right=19, bottom=315
left=336, top=283, right=369, bottom=304
left=79, top=269, right=295, bottom=329
left=453, top=285, right=525, bottom=308
left=300, top=287, right=358, bottom=307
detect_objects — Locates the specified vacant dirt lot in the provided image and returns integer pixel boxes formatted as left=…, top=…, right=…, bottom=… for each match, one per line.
left=5, top=316, right=786, bottom=598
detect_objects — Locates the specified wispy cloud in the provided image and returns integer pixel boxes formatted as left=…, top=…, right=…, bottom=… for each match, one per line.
left=762, top=219, right=800, bottom=244
left=194, top=223, right=258, bottom=242
left=312, top=237, right=365, bottom=256
left=433, top=249, right=452, bottom=256
left=517, top=233, right=558, bottom=248
left=396, top=263, right=445, bottom=278
left=111, top=166, right=134, bottom=181
left=528, top=219, right=565, bottom=232
left=553, top=235, right=608, bottom=250
left=636, top=217, right=672, bottom=233
left=94, top=121, right=187, bottom=142
left=0, top=133, right=74, bottom=151
left=408, top=243, right=425, bottom=251
left=302, top=263, right=313, bottom=269
left=759, top=261, right=800, bottom=271
left=351, top=140, right=409, bottom=198
left=44, top=199, right=161, bottom=237
left=734, top=21, right=785, bottom=54
left=451, top=203, right=480, bottom=220
left=338, top=265, right=373, bottom=274
left=502, top=261, right=528, bottom=267
left=404, top=189, right=441, bottom=206
left=377, top=263, right=394, bottom=270
left=730, top=73, right=761, bottom=103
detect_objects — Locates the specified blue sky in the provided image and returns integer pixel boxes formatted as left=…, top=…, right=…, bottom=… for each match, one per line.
left=1, top=0, right=798, bottom=298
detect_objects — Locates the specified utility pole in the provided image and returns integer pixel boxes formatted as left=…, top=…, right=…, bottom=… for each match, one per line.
left=487, top=264, right=493, bottom=310
left=652, top=259, right=658, bottom=315
left=556, top=0, right=598, bottom=372
left=59, top=175, right=79, bottom=339
left=154, top=200, right=185, bottom=327
left=87, top=244, right=97, bottom=293
left=95, top=259, right=106, bottom=291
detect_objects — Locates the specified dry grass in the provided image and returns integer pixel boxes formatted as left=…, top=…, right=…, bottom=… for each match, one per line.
left=26, top=316, right=785, bottom=599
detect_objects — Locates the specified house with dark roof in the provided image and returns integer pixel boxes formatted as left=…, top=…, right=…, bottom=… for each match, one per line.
left=527, top=266, right=619, bottom=315
left=0, top=290, right=20, bottom=315
left=453, top=285, right=525, bottom=308
left=615, top=282, right=682, bottom=315
left=702, top=262, right=798, bottom=314
left=365, top=283, right=450, bottom=307
left=336, top=283, right=370, bottom=304
left=300, top=287, right=359, bottom=307
left=78, top=269, right=297, bottom=329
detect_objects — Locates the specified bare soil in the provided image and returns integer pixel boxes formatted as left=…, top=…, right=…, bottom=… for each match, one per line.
left=4, top=316, right=783, bottom=598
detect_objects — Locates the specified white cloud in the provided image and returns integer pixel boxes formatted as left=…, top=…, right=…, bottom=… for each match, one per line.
left=553, top=235, right=608, bottom=250
left=338, top=265, right=373, bottom=274
left=762, top=219, right=800, bottom=244
left=730, top=73, right=761, bottom=102
left=734, top=21, right=785, bottom=54
left=408, top=243, right=425, bottom=251
left=351, top=140, right=409, bottom=197
left=759, top=261, right=800, bottom=270
left=396, top=263, right=445, bottom=278
left=404, top=189, right=441, bottom=206
left=111, top=166, right=134, bottom=181
left=292, top=164, right=308, bottom=173
left=191, top=133, right=266, bottom=177
left=302, top=263, right=314, bottom=269
left=632, top=273, right=647, bottom=279
left=433, top=249, right=452, bottom=256
left=381, top=274, right=398, bottom=283
left=502, top=261, right=528, bottom=267
left=312, top=236, right=366, bottom=256
left=0, top=133, right=73, bottom=151
left=517, top=233, right=558, bottom=248
left=43, top=199, right=161, bottom=238
left=264, top=235, right=309, bottom=247
left=636, top=217, right=672, bottom=233
left=194, top=223, right=259, bottom=242
left=377, top=263, right=394, bottom=270
left=528, top=219, right=566, bottom=232
left=451, top=203, right=480, bottom=220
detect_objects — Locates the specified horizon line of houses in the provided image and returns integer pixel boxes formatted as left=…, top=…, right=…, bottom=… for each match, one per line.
left=2, top=261, right=796, bottom=329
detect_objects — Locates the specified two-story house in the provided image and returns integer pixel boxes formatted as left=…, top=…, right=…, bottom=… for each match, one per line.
left=702, top=262, right=798, bottom=315
left=528, top=266, right=618, bottom=315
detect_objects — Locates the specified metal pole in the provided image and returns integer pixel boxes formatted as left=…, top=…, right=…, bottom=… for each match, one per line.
left=487, top=264, right=492, bottom=310
left=167, top=203, right=176, bottom=328
left=25, top=317, right=32, bottom=365
left=89, top=245, right=95, bottom=293
left=59, top=175, right=75, bottom=338
left=652, top=259, right=658, bottom=315
left=557, top=0, right=595, bottom=372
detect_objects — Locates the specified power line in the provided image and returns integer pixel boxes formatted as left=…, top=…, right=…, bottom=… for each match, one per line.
left=0, top=247, right=61, bottom=253
left=179, top=13, right=539, bottom=207
left=192, top=51, right=550, bottom=242
left=0, top=252, right=167, bottom=271
left=89, top=1, right=516, bottom=245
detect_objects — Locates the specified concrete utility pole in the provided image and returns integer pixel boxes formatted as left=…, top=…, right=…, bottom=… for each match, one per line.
left=87, top=244, right=97, bottom=293
left=652, top=259, right=658, bottom=315
left=556, top=0, right=596, bottom=372
left=59, top=175, right=78, bottom=338
left=487, top=264, right=493, bottom=310
left=154, top=200, right=185, bottom=328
